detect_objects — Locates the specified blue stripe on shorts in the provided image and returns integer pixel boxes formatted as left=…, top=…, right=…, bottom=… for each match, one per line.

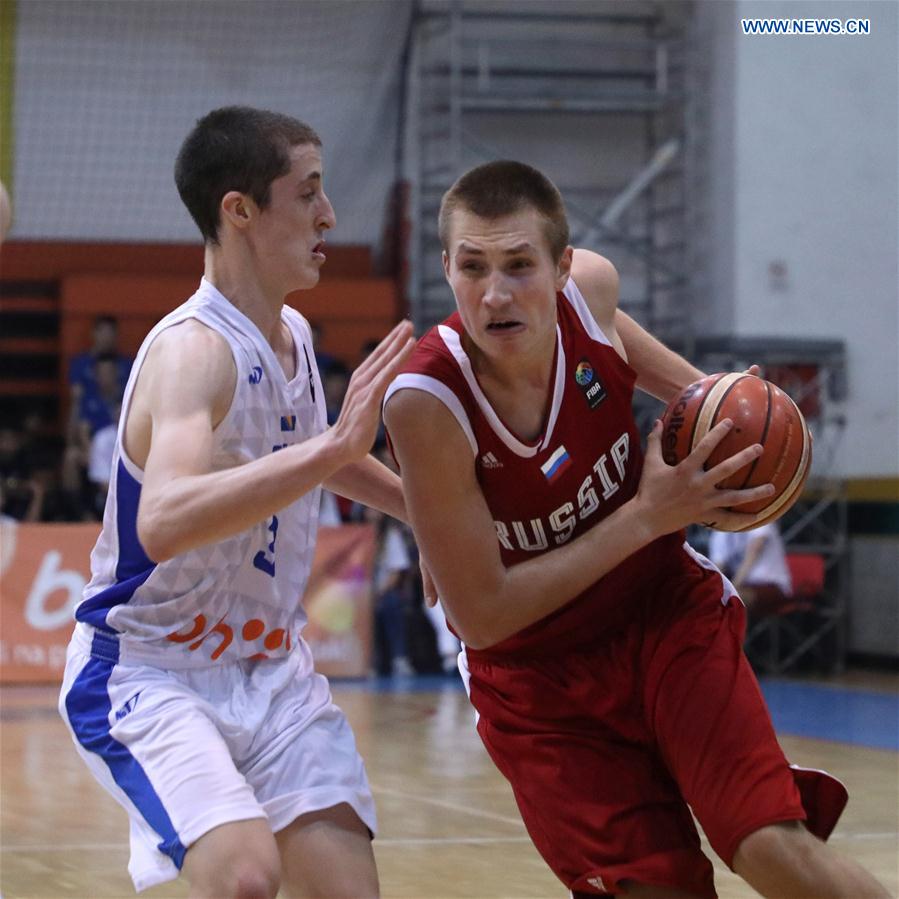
left=65, top=654, right=187, bottom=868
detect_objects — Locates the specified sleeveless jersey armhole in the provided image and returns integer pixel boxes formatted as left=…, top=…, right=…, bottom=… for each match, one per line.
left=384, top=374, right=478, bottom=456
left=281, top=307, right=326, bottom=429
left=116, top=315, right=245, bottom=483
left=561, top=278, right=614, bottom=347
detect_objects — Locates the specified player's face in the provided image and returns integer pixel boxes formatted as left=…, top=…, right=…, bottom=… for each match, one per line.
left=253, top=143, right=336, bottom=292
left=444, top=207, right=571, bottom=360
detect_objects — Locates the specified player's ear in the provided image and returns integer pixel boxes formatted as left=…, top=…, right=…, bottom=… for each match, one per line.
left=442, top=250, right=451, bottom=282
left=221, top=191, right=253, bottom=231
left=555, top=245, right=573, bottom=290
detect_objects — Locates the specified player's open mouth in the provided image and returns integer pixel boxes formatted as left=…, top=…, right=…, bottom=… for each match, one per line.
left=312, top=241, right=326, bottom=260
left=486, top=320, right=523, bottom=332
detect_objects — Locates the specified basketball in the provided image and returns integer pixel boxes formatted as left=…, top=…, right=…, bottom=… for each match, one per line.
left=660, top=373, right=812, bottom=531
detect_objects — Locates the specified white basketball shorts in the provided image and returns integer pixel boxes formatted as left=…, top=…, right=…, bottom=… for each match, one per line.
left=58, top=626, right=376, bottom=892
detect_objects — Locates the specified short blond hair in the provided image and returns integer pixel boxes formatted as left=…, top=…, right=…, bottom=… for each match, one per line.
left=439, top=160, right=569, bottom=263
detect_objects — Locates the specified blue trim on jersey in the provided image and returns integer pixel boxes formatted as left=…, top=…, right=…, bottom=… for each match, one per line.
left=113, top=460, right=156, bottom=580
left=91, top=628, right=121, bottom=664
left=76, top=460, right=157, bottom=630
left=65, top=657, right=187, bottom=868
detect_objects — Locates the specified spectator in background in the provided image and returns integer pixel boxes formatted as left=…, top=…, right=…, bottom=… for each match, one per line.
left=86, top=398, right=121, bottom=518
left=308, top=320, right=340, bottom=376
left=77, top=353, right=124, bottom=438
left=322, top=360, right=351, bottom=425
left=64, top=316, right=130, bottom=516
left=319, top=361, right=353, bottom=520
left=359, top=339, right=387, bottom=446
left=358, top=338, right=380, bottom=364
left=356, top=441, right=415, bottom=676
left=62, top=352, right=125, bottom=519
left=424, top=598, right=461, bottom=675
left=0, top=426, right=46, bottom=522
left=367, top=502, right=415, bottom=677
left=67, top=316, right=131, bottom=431
left=708, top=522, right=793, bottom=617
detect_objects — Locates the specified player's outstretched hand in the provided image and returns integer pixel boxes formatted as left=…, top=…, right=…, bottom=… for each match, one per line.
left=636, top=418, right=775, bottom=535
left=330, top=320, right=415, bottom=462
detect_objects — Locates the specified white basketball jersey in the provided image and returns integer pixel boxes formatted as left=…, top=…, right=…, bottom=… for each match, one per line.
left=73, top=278, right=327, bottom=668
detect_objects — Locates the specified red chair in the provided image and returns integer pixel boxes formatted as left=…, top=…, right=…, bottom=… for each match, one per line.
left=744, top=552, right=842, bottom=675
left=786, top=552, right=826, bottom=598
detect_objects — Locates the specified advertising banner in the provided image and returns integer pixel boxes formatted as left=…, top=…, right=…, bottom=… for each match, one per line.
left=0, top=522, right=374, bottom=683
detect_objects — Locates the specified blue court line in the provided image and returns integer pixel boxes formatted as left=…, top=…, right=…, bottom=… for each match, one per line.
left=759, top=678, right=899, bottom=751
left=334, top=675, right=899, bottom=751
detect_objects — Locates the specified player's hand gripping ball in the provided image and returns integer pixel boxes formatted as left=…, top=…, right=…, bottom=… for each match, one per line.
left=660, top=372, right=812, bottom=531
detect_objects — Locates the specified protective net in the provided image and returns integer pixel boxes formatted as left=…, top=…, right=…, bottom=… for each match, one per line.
left=10, top=0, right=413, bottom=245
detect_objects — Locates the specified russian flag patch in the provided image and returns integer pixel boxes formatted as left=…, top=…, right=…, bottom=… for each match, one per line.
left=541, top=445, right=572, bottom=482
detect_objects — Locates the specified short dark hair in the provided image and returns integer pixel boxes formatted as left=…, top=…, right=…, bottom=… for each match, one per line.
left=93, top=315, right=117, bottom=330
left=175, top=106, right=321, bottom=244
left=438, top=160, right=570, bottom=263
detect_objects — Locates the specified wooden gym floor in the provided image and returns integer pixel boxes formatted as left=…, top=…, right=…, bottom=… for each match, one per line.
left=1, top=672, right=897, bottom=898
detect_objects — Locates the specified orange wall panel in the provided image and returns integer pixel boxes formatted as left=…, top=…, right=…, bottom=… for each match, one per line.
left=287, top=279, right=398, bottom=321
left=314, top=320, right=398, bottom=366
left=59, top=273, right=401, bottom=398
left=1, top=241, right=373, bottom=281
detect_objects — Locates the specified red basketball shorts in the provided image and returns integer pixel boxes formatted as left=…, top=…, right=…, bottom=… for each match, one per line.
left=466, top=568, right=809, bottom=898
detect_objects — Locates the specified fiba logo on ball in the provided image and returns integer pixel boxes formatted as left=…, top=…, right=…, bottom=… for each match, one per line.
left=574, top=360, right=593, bottom=386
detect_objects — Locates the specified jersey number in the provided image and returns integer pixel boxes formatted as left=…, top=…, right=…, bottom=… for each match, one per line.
left=253, top=515, right=279, bottom=577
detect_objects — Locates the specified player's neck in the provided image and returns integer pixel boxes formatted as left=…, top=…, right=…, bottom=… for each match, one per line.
left=466, top=328, right=555, bottom=394
left=467, top=333, right=555, bottom=442
left=204, top=245, right=284, bottom=345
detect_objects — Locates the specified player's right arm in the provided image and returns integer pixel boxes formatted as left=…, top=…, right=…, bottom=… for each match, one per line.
left=132, top=319, right=413, bottom=562
left=385, top=390, right=774, bottom=650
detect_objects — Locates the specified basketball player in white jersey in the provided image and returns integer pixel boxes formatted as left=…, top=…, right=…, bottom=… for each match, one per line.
left=385, top=161, right=888, bottom=898
left=58, top=107, right=414, bottom=898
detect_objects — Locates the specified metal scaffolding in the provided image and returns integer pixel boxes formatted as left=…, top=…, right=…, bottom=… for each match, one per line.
left=404, top=0, right=693, bottom=341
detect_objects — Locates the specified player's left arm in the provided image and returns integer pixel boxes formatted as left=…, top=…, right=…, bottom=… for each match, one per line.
left=324, top=454, right=406, bottom=523
left=571, top=248, right=705, bottom=403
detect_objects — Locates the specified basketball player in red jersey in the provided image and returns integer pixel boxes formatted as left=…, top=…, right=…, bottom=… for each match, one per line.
left=384, top=161, right=888, bottom=899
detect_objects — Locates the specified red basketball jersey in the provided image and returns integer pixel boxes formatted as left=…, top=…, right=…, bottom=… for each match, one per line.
left=386, top=278, right=709, bottom=657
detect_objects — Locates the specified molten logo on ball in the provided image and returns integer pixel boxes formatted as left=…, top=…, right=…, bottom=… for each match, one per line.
left=662, top=381, right=705, bottom=465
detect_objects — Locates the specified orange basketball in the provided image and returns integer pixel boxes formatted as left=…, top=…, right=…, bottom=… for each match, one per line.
left=660, top=373, right=812, bottom=531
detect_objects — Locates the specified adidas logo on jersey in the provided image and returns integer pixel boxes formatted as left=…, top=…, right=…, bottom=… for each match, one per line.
left=480, top=452, right=503, bottom=469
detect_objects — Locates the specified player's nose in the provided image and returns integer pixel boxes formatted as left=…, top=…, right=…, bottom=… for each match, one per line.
left=482, top=272, right=513, bottom=307
left=317, top=193, right=336, bottom=231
